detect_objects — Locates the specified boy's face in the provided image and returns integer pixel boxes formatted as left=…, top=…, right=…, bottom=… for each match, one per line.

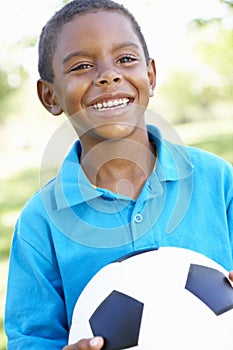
left=38, top=11, right=156, bottom=141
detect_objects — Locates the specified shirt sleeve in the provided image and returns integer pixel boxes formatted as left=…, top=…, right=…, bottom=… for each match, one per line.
left=4, top=212, right=69, bottom=349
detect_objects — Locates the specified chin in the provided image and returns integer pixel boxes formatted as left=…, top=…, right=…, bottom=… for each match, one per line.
left=93, top=122, right=137, bottom=141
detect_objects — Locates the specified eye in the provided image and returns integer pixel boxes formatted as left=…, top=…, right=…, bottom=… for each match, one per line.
left=70, top=62, right=93, bottom=72
left=117, top=55, right=137, bottom=64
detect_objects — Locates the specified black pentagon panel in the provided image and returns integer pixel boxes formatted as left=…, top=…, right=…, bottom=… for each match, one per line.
left=185, top=264, right=233, bottom=316
left=89, top=290, right=144, bottom=350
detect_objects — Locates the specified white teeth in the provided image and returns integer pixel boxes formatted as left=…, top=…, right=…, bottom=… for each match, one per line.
left=107, top=101, right=114, bottom=107
left=92, top=98, right=130, bottom=111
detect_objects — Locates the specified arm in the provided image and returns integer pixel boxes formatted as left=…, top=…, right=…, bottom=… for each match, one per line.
left=5, top=220, right=69, bottom=349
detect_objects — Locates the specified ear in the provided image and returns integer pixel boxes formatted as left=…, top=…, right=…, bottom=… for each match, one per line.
left=37, top=79, right=63, bottom=116
left=147, top=58, right=156, bottom=97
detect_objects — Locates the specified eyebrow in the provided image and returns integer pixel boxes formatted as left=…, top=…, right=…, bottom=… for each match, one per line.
left=63, top=50, right=88, bottom=64
left=63, top=41, right=140, bottom=64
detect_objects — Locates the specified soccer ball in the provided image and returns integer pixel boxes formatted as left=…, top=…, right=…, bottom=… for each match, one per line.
left=69, top=247, right=233, bottom=350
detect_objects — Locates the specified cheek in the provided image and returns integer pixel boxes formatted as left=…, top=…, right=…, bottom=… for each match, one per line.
left=60, top=79, right=88, bottom=115
left=137, top=79, right=151, bottom=106
left=129, top=68, right=151, bottom=100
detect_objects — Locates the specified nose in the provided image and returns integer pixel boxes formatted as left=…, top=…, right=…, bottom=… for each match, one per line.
left=95, top=68, right=122, bottom=86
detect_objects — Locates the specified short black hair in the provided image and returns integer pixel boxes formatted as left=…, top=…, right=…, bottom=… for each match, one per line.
left=38, top=0, right=150, bottom=82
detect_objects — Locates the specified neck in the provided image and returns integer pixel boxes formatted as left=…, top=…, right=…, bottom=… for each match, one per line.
left=80, top=127, right=157, bottom=199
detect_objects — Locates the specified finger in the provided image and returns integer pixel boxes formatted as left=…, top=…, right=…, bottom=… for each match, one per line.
left=89, top=337, right=105, bottom=348
left=63, top=337, right=104, bottom=350
left=229, top=270, right=233, bottom=283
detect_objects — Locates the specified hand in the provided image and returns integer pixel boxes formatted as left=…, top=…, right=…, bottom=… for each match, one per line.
left=63, top=337, right=104, bottom=350
left=229, top=270, right=233, bottom=282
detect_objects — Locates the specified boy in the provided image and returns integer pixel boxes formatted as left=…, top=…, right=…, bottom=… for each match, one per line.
left=5, top=0, right=233, bottom=349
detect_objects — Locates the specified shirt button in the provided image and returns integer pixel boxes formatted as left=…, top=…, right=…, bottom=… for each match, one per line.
left=148, top=184, right=153, bottom=191
left=134, top=213, right=143, bottom=223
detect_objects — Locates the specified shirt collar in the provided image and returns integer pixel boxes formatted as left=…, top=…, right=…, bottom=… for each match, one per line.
left=54, top=125, right=194, bottom=209
left=54, top=142, right=102, bottom=209
left=147, top=125, right=194, bottom=181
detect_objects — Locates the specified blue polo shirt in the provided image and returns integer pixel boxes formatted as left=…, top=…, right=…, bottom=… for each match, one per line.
left=5, top=125, right=233, bottom=349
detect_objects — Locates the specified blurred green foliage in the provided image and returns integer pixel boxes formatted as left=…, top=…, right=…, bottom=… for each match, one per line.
left=0, top=35, right=37, bottom=123
left=192, top=10, right=233, bottom=99
left=0, top=69, right=13, bottom=101
left=0, top=66, right=28, bottom=124
left=0, top=168, right=39, bottom=261
left=191, top=133, right=233, bottom=164
left=157, top=0, right=233, bottom=123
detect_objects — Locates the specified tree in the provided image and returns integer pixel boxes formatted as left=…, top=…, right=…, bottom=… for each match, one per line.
left=0, top=37, right=37, bottom=123
left=190, top=0, right=233, bottom=100
left=157, top=0, right=233, bottom=123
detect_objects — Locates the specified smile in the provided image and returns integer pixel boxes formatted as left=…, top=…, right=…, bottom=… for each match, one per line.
left=92, top=98, right=131, bottom=112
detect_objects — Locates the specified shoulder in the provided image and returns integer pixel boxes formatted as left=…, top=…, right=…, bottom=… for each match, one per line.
left=16, top=177, right=57, bottom=232
left=186, top=145, right=232, bottom=175
left=12, top=177, right=61, bottom=263
left=185, top=146, right=233, bottom=201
